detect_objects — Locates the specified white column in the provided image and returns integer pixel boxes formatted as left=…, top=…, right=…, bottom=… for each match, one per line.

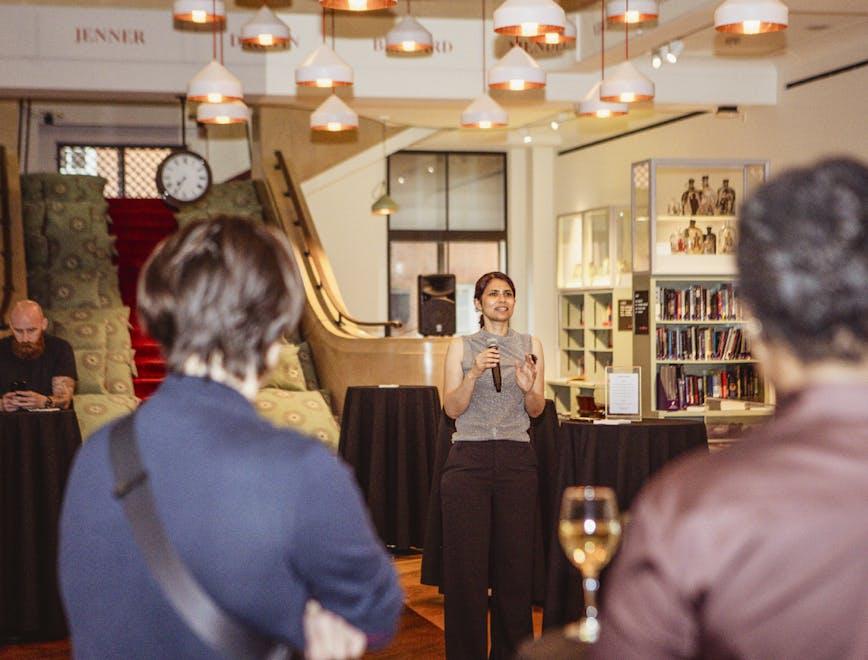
left=507, top=147, right=529, bottom=333
left=528, top=145, right=557, bottom=372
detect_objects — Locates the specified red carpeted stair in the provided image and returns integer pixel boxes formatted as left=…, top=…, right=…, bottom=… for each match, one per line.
left=107, top=198, right=178, bottom=400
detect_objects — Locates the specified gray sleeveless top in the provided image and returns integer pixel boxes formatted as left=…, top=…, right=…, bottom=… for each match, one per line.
left=453, top=328, right=533, bottom=443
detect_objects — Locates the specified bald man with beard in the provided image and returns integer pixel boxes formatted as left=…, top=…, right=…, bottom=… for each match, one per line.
left=1, top=300, right=76, bottom=412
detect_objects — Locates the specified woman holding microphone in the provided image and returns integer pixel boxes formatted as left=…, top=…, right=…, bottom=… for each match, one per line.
left=441, top=271, right=545, bottom=659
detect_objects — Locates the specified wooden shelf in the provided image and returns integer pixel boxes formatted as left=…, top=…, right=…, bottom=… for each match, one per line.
left=657, top=214, right=737, bottom=222
left=589, top=326, right=613, bottom=331
left=656, top=358, right=757, bottom=364
left=561, top=347, right=585, bottom=353
left=563, top=326, right=585, bottom=330
left=655, top=319, right=747, bottom=325
left=590, top=348, right=614, bottom=353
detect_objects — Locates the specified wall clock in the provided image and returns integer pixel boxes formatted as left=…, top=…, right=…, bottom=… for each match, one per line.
left=155, top=149, right=212, bottom=206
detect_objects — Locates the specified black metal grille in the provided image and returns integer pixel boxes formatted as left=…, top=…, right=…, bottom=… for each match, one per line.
left=58, top=144, right=175, bottom=198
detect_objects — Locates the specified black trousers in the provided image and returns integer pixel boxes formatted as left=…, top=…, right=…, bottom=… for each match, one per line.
left=441, top=440, right=538, bottom=660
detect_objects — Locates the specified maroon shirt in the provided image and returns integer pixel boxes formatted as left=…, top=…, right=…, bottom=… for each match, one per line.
left=592, top=381, right=868, bottom=660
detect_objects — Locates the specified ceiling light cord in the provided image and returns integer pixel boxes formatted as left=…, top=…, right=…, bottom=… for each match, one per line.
left=481, top=0, right=486, bottom=93
left=601, top=0, right=605, bottom=81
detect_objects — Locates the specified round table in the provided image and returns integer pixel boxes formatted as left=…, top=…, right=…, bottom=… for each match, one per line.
left=543, top=418, right=708, bottom=629
left=0, top=409, right=82, bottom=641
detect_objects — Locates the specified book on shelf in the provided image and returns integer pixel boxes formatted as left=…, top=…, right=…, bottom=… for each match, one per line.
left=656, top=364, right=762, bottom=411
left=656, top=283, right=743, bottom=321
left=656, top=326, right=752, bottom=360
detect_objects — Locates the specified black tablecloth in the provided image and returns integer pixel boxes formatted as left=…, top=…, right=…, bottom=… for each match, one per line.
left=543, top=418, right=708, bottom=629
left=0, top=409, right=82, bottom=641
left=338, top=386, right=441, bottom=550
left=420, top=400, right=560, bottom=604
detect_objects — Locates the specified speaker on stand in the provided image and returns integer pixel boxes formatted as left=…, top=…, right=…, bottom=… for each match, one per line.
left=418, top=274, right=456, bottom=336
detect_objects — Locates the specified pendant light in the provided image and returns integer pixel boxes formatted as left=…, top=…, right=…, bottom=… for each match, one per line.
left=319, top=0, right=397, bottom=10
left=297, top=10, right=354, bottom=87
left=372, top=120, right=399, bottom=216
left=714, top=0, right=788, bottom=34
left=606, top=0, right=658, bottom=25
left=386, top=2, right=433, bottom=54
left=187, top=2, right=243, bottom=105
left=530, top=17, right=576, bottom=45
left=197, top=100, right=250, bottom=125
left=310, top=94, right=358, bottom=132
left=600, top=0, right=654, bottom=103
left=462, top=0, right=508, bottom=129
left=488, top=45, right=546, bottom=90
left=187, top=60, right=243, bottom=102
left=580, top=1, right=628, bottom=116
left=240, top=5, right=291, bottom=49
left=577, top=82, right=627, bottom=118
left=493, top=0, right=565, bottom=37
left=173, top=0, right=225, bottom=26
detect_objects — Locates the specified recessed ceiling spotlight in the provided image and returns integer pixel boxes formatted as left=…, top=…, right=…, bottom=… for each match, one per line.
left=550, top=120, right=560, bottom=130
left=651, top=51, right=662, bottom=69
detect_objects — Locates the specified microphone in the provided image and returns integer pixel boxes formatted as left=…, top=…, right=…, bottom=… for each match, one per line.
left=488, top=338, right=502, bottom=393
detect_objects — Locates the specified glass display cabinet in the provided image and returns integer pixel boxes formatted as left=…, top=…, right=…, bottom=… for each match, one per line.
left=550, top=207, right=633, bottom=417
left=630, top=159, right=774, bottom=422
left=632, top=159, right=768, bottom=276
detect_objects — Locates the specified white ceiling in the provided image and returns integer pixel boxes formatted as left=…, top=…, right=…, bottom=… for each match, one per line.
left=4, top=0, right=867, bottom=149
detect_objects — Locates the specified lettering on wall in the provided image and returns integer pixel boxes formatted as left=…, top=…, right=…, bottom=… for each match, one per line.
left=372, top=37, right=454, bottom=53
left=75, top=27, right=146, bottom=45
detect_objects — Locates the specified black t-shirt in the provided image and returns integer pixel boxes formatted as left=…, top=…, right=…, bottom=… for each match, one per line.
left=0, top=334, right=77, bottom=395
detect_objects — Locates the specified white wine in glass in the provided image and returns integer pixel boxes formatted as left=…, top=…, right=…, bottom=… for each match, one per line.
left=559, top=485, right=622, bottom=643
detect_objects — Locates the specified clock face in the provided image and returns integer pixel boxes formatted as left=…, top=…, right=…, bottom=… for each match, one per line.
left=156, top=150, right=212, bottom=206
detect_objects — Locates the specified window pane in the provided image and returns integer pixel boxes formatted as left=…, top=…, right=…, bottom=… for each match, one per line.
left=447, top=241, right=503, bottom=335
left=447, top=154, right=505, bottom=231
left=124, top=147, right=172, bottom=198
left=389, top=153, right=447, bottom=230
left=59, top=145, right=120, bottom=197
left=389, top=241, right=439, bottom=336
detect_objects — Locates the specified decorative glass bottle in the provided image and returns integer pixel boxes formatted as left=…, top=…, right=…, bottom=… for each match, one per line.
left=703, top=226, right=717, bottom=254
left=669, top=231, right=684, bottom=254
left=684, top=219, right=703, bottom=254
left=719, top=222, right=737, bottom=254
left=681, top=179, right=700, bottom=216
left=699, top=175, right=716, bottom=215
left=716, top=178, right=736, bottom=215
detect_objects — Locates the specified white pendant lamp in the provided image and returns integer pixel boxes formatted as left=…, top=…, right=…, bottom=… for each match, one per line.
left=240, top=5, right=290, bottom=49
left=197, top=100, right=250, bottom=125
left=310, top=94, right=358, bottom=132
left=319, top=0, right=397, bottom=10
left=493, top=0, right=566, bottom=37
left=296, top=44, right=354, bottom=88
left=372, top=192, right=399, bottom=215
left=530, top=17, right=576, bottom=44
left=606, top=0, right=658, bottom=25
left=600, top=60, right=654, bottom=102
left=576, top=82, right=628, bottom=118
left=488, top=45, right=546, bottom=90
left=187, top=60, right=243, bottom=103
left=461, top=94, right=508, bottom=129
left=386, top=15, right=433, bottom=53
left=714, top=0, right=788, bottom=34
left=173, top=0, right=225, bottom=26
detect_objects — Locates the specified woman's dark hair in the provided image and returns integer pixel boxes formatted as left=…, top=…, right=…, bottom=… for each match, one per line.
left=737, top=157, right=868, bottom=362
left=474, top=271, right=516, bottom=328
left=137, top=216, right=304, bottom=381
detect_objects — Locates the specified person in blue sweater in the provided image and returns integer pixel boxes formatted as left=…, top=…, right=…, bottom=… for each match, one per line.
left=59, top=216, right=403, bottom=659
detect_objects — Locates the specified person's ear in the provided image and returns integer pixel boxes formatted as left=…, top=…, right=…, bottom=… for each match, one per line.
left=41, top=317, right=48, bottom=332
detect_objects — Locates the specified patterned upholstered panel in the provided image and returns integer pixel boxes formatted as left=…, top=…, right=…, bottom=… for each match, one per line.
left=74, top=394, right=139, bottom=441
left=73, top=349, right=109, bottom=395
left=262, top=344, right=307, bottom=392
left=49, top=272, right=102, bottom=309
left=254, top=388, right=339, bottom=452
left=296, top=341, right=321, bottom=392
left=48, top=306, right=132, bottom=351
left=40, top=174, right=107, bottom=203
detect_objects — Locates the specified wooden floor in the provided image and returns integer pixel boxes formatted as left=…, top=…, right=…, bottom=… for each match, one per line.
left=0, top=555, right=543, bottom=659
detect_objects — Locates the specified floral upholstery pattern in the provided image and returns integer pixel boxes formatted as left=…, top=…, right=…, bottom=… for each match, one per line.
left=254, top=388, right=340, bottom=452
left=262, top=344, right=307, bottom=392
left=74, top=394, right=138, bottom=441
left=74, top=349, right=109, bottom=395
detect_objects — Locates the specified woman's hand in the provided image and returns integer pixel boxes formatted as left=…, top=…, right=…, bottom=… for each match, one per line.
left=514, top=354, right=538, bottom=393
left=470, top=346, right=500, bottom=378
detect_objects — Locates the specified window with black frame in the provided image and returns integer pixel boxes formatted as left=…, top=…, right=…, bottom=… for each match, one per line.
left=388, top=151, right=507, bottom=337
left=58, top=144, right=175, bottom=198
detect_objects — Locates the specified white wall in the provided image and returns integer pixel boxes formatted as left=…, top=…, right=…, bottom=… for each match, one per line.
left=302, top=156, right=390, bottom=334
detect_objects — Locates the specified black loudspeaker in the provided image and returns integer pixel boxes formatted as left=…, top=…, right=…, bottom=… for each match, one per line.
left=418, top=274, right=456, bottom=336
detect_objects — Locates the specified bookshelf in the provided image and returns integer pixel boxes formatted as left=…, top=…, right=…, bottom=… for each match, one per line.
left=631, top=158, right=774, bottom=420
left=549, top=207, right=633, bottom=416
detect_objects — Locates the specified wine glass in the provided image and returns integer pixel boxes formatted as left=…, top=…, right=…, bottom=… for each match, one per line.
left=559, top=485, right=622, bottom=643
